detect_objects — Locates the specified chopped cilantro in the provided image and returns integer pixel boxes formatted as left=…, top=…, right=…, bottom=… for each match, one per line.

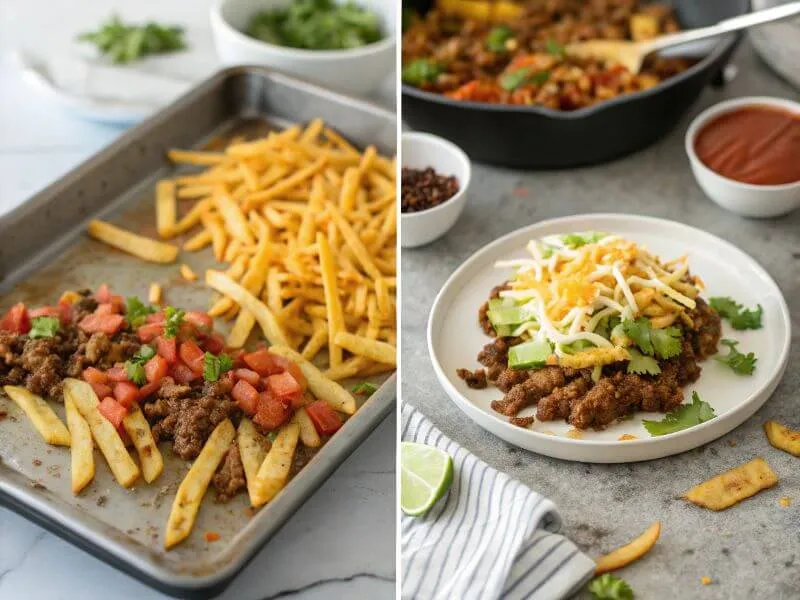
left=125, top=361, right=146, bottom=385
left=499, top=68, right=549, bottom=91
left=622, top=318, right=682, bottom=360
left=588, top=573, right=634, bottom=600
left=352, top=382, right=378, bottom=397
left=29, top=316, right=60, bottom=339
left=203, top=352, right=233, bottom=382
left=642, top=392, right=716, bottom=436
left=402, top=59, right=443, bottom=86
left=134, top=345, right=156, bottom=362
left=560, top=231, right=606, bottom=249
left=622, top=317, right=653, bottom=355
left=267, top=431, right=278, bottom=442
left=545, top=38, right=566, bottom=58
left=709, top=297, right=763, bottom=330
left=486, top=25, right=513, bottom=53
left=715, top=339, right=756, bottom=375
left=627, top=348, right=660, bottom=375
left=125, top=296, right=155, bottom=327
left=528, top=70, right=550, bottom=85
left=541, top=246, right=555, bottom=259
left=651, top=326, right=682, bottom=359
left=163, top=306, right=185, bottom=339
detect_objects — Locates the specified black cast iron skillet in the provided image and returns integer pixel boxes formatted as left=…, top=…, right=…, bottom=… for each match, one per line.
left=402, top=0, right=750, bottom=168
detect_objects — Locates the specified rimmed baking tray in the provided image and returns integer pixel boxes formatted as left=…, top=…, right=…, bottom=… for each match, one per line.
left=0, top=66, right=396, bottom=599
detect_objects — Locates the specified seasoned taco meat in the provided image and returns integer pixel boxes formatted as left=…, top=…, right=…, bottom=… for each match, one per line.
left=213, top=442, right=246, bottom=503
left=456, top=368, right=487, bottom=389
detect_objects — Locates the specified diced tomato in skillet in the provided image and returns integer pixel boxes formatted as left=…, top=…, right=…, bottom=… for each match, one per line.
left=203, top=333, right=225, bottom=355
left=305, top=400, right=343, bottom=436
left=144, top=355, right=169, bottom=383
left=253, top=392, right=291, bottom=431
left=156, top=336, right=177, bottom=363
left=179, top=341, right=205, bottom=375
left=82, top=367, right=108, bottom=385
left=146, top=312, right=165, bottom=324
left=79, top=313, right=125, bottom=335
left=137, top=380, right=161, bottom=401
left=29, top=306, right=61, bottom=319
left=232, top=380, right=259, bottom=415
left=234, top=369, right=261, bottom=387
left=242, top=348, right=282, bottom=376
left=184, top=311, right=213, bottom=333
left=98, top=397, right=126, bottom=429
left=0, top=303, right=30, bottom=334
left=105, top=366, right=129, bottom=382
left=89, top=382, right=113, bottom=401
left=113, top=381, right=139, bottom=409
left=172, top=362, right=198, bottom=384
left=137, top=322, right=164, bottom=342
left=266, top=372, right=302, bottom=398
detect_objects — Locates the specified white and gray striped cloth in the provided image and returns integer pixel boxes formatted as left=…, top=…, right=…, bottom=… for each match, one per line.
left=401, top=403, right=596, bottom=600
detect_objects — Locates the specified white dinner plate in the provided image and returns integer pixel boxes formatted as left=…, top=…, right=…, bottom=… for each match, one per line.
left=427, top=214, right=791, bottom=463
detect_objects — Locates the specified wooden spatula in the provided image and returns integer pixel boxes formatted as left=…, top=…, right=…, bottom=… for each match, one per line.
left=567, top=2, right=800, bottom=75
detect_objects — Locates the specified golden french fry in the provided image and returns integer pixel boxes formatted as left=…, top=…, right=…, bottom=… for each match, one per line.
left=183, top=229, right=212, bottom=252
left=167, top=149, right=227, bottom=165
left=327, top=204, right=382, bottom=280
left=156, top=180, right=177, bottom=238
left=123, top=405, right=164, bottom=484
left=253, top=421, right=300, bottom=507
left=3, top=386, right=71, bottom=446
left=237, top=417, right=268, bottom=507
left=295, top=408, right=321, bottom=448
left=201, top=213, right=228, bottom=262
left=595, top=522, right=661, bottom=575
left=246, top=157, right=327, bottom=208
left=87, top=220, right=178, bottom=264
left=334, top=331, right=396, bottom=366
left=683, top=457, right=778, bottom=511
left=63, top=379, right=139, bottom=488
left=269, top=346, right=356, bottom=414
left=149, top=282, right=162, bottom=304
left=180, top=264, right=198, bottom=282
left=302, top=325, right=328, bottom=361
left=215, top=193, right=255, bottom=245
left=764, top=420, right=800, bottom=457
left=317, top=233, right=345, bottom=366
left=165, top=419, right=235, bottom=549
left=228, top=309, right=256, bottom=348
left=64, top=395, right=94, bottom=494
left=173, top=199, right=212, bottom=236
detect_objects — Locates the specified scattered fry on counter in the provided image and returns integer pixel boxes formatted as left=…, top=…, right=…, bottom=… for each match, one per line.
left=763, top=420, right=800, bottom=457
left=683, top=457, right=778, bottom=511
left=594, top=521, right=661, bottom=575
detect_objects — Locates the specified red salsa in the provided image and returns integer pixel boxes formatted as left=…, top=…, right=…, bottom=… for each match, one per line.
left=694, top=105, right=800, bottom=186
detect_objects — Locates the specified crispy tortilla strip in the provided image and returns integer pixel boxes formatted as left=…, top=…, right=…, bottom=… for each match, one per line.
left=215, top=193, right=255, bottom=245
left=269, top=346, right=356, bottom=414
left=253, top=421, right=300, bottom=507
left=165, top=419, right=235, bottom=549
left=595, top=522, right=661, bottom=575
left=295, top=408, right=321, bottom=448
left=123, top=405, right=164, bottom=484
left=3, top=386, right=71, bottom=446
left=87, top=220, right=179, bottom=264
left=553, top=347, right=630, bottom=369
left=334, top=331, right=396, bottom=366
left=155, top=180, right=177, bottom=238
left=683, top=457, right=778, bottom=511
left=63, top=379, right=139, bottom=488
left=64, top=395, right=94, bottom=494
left=205, top=270, right=289, bottom=347
left=764, top=421, right=800, bottom=457
left=237, top=417, right=268, bottom=507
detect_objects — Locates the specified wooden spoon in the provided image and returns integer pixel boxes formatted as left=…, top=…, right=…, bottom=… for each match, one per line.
left=567, top=2, right=800, bottom=75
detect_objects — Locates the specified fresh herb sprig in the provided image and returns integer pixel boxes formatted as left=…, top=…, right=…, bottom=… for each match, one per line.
left=77, top=15, right=186, bottom=64
left=709, top=297, right=763, bottom=330
left=486, top=25, right=513, bottom=53
left=499, top=68, right=549, bottom=91
left=352, top=382, right=378, bottom=397
left=203, top=352, right=233, bottom=382
left=124, top=345, right=156, bottom=385
left=163, top=306, right=185, bottom=339
left=29, top=316, right=60, bottom=339
left=125, top=297, right=155, bottom=328
left=715, top=339, right=757, bottom=375
left=402, top=59, right=443, bottom=86
left=642, top=392, right=716, bottom=436
left=622, top=318, right=682, bottom=360
left=627, top=348, right=660, bottom=375
left=588, top=573, right=634, bottom=600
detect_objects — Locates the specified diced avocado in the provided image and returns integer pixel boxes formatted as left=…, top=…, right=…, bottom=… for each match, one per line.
left=561, top=339, right=594, bottom=354
left=508, top=340, right=552, bottom=369
left=488, top=305, right=534, bottom=327
left=493, top=324, right=515, bottom=337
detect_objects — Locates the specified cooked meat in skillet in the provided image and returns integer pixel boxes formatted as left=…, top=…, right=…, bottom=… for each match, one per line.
left=213, top=442, right=247, bottom=503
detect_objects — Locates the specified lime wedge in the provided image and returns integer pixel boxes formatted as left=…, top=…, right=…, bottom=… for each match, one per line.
left=400, top=441, right=454, bottom=516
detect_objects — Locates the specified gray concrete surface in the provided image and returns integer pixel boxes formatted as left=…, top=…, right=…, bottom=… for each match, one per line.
left=401, top=41, right=800, bottom=600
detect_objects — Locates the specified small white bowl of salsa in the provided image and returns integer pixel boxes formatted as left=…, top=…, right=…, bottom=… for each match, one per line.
left=685, top=96, right=800, bottom=218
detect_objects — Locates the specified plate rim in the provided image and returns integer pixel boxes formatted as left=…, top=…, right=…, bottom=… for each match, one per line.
left=426, top=213, right=791, bottom=459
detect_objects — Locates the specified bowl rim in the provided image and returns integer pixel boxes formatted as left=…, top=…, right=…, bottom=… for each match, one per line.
left=211, top=0, right=396, bottom=60
left=685, top=95, right=800, bottom=192
left=400, top=132, right=472, bottom=219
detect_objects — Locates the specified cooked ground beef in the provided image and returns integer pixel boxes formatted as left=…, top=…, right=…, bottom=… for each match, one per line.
left=478, top=284, right=510, bottom=337
left=477, top=336, right=523, bottom=381
left=687, top=298, right=722, bottom=359
left=536, top=376, right=593, bottom=422
left=213, top=442, right=246, bottom=502
left=21, top=337, right=70, bottom=399
left=72, top=291, right=97, bottom=324
left=456, top=368, right=487, bottom=389
left=510, top=416, right=535, bottom=428
left=491, top=366, right=572, bottom=416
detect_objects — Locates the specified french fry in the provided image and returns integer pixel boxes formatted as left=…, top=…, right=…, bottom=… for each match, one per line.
left=123, top=404, right=164, bottom=484
left=165, top=419, right=235, bottom=549
left=253, top=421, right=300, bottom=507
left=295, top=408, right=321, bottom=448
left=167, top=149, right=227, bottom=165
left=595, top=522, right=661, bottom=575
left=3, top=386, right=71, bottom=446
left=87, top=220, right=178, bottom=264
left=764, top=420, right=800, bottom=457
left=180, top=264, right=198, bottom=282
left=237, top=417, right=268, bottom=507
left=201, top=213, right=228, bottom=262
left=173, top=199, right=212, bottom=236
left=183, top=229, right=212, bottom=252
left=228, top=309, right=256, bottom=348
left=245, top=157, right=327, bottom=208
left=63, top=379, right=139, bottom=488
left=334, top=331, right=397, bottom=366
left=269, top=346, right=356, bottom=414
left=156, top=180, right=177, bottom=238
left=683, top=457, right=778, bottom=511
left=301, top=324, right=328, bottom=361
left=64, top=395, right=94, bottom=494
left=327, top=204, right=382, bottom=280
left=215, top=193, right=255, bottom=245
left=317, top=233, right=345, bottom=366
left=149, top=282, right=162, bottom=304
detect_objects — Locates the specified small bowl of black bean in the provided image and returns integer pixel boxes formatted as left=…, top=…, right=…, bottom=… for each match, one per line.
left=401, top=132, right=471, bottom=248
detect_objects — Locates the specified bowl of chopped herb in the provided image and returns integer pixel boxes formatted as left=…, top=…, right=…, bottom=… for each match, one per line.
left=211, top=0, right=395, bottom=97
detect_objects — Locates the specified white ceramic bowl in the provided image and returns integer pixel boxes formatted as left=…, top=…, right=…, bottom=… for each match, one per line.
left=401, top=132, right=471, bottom=248
left=210, top=0, right=396, bottom=97
left=685, top=96, right=800, bottom=218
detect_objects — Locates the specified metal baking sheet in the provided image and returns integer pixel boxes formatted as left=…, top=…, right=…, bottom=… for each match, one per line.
left=0, top=67, right=396, bottom=598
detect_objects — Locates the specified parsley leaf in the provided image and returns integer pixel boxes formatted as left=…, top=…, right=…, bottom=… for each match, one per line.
left=627, top=348, right=661, bottom=375
left=29, top=316, right=60, bottom=339
left=486, top=25, right=513, bottom=53
left=651, top=326, right=682, bottom=359
left=545, top=38, right=566, bottom=59
left=642, top=392, right=716, bottom=436
left=499, top=68, right=549, bottom=91
left=588, top=573, right=634, bottom=600
left=163, top=306, right=185, bottom=339
left=401, top=59, right=443, bottom=86
left=125, top=296, right=155, bottom=328
left=560, top=231, right=606, bottom=248
left=352, top=382, right=378, bottom=397
left=715, top=339, right=756, bottom=375
left=77, top=15, right=186, bottom=64
left=125, top=361, right=146, bottom=385
left=622, top=318, right=653, bottom=356
left=623, top=318, right=682, bottom=360
left=203, top=352, right=233, bottom=382
left=709, top=297, right=763, bottom=330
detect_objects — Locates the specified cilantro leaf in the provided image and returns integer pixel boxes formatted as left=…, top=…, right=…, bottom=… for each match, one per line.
left=545, top=38, right=566, bottom=59
left=709, top=297, right=763, bottom=330
left=203, top=352, right=233, bottom=382
left=401, top=59, right=442, bottom=86
left=163, top=306, right=185, bottom=339
left=29, top=316, right=60, bottom=339
left=627, top=348, right=661, bottom=375
left=267, top=431, right=278, bottom=442
left=134, top=345, right=156, bottom=363
left=499, top=68, right=549, bottom=91
left=352, top=382, right=378, bottom=397
left=588, top=573, right=634, bottom=600
left=622, top=318, right=653, bottom=356
left=125, top=361, right=146, bottom=385
left=125, top=296, right=155, bottom=328
left=651, top=326, right=682, bottom=359
left=642, top=392, right=716, bottom=436
left=715, top=339, right=756, bottom=375
left=560, top=231, right=606, bottom=249
left=486, top=25, right=513, bottom=53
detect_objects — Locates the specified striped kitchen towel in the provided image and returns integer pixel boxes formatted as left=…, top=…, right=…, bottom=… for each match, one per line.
left=401, top=403, right=596, bottom=600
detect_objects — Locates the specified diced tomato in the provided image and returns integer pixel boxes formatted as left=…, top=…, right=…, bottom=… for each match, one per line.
left=253, top=393, right=291, bottom=431
left=137, top=380, right=161, bottom=401
left=113, top=381, right=139, bottom=409
left=185, top=311, right=213, bottom=333
left=146, top=311, right=165, bottom=324
left=137, top=322, right=164, bottom=342
left=203, top=333, right=225, bottom=355
left=29, top=306, right=61, bottom=319
left=284, top=391, right=306, bottom=410
left=232, top=380, right=259, bottom=415
left=242, top=348, right=282, bottom=376
left=305, top=400, right=343, bottom=436
left=95, top=284, right=111, bottom=303
left=98, top=396, right=127, bottom=429
left=82, top=367, right=108, bottom=385
left=94, top=303, right=117, bottom=316
left=272, top=356, right=307, bottom=391
left=234, top=369, right=261, bottom=386
left=105, top=366, right=128, bottom=382
left=221, top=370, right=235, bottom=385
left=79, top=313, right=125, bottom=335
left=89, top=382, right=113, bottom=401
left=58, top=300, right=73, bottom=324
left=0, top=303, right=30, bottom=334
left=144, top=355, right=169, bottom=383
left=267, top=371, right=302, bottom=398
left=156, top=336, right=177, bottom=364
left=179, top=341, right=205, bottom=375
left=173, top=362, right=199, bottom=384
left=230, top=349, right=246, bottom=369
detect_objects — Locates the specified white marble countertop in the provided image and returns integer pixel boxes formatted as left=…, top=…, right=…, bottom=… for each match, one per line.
left=0, top=1, right=396, bottom=598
